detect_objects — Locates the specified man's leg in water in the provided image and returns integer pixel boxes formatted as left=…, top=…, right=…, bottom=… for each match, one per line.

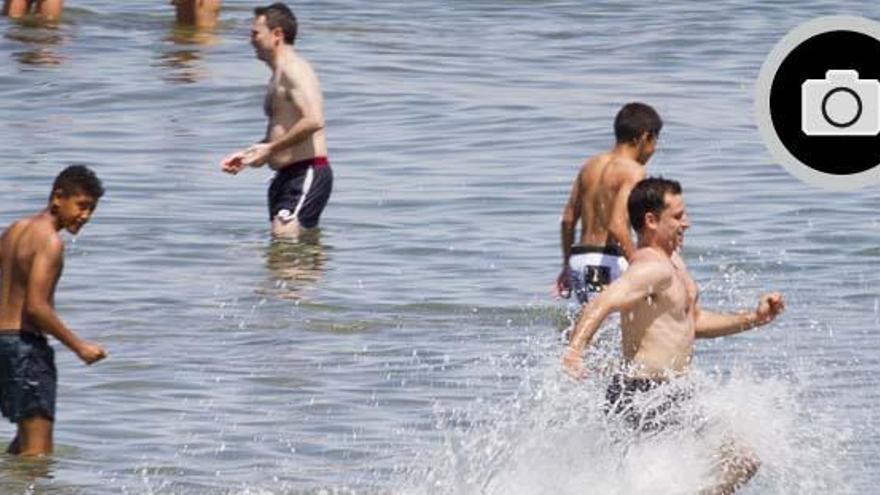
left=272, top=216, right=303, bottom=240
left=35, top=0, right=63, bottom=19
left=3, top=0, right=31, bottom=17
left=7, top=434, right=20, bottom=454
left=13, top=416, right=53, bottom=456
left=700, top=439, right=760, bottom=495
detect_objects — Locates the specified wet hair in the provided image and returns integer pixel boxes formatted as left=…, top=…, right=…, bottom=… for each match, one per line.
left=254, top=3, right=298, bottom=45
left=614, top=102, right=663, bottom=144
left=51, top=165, right=104, bottom=201
left=627, top=176, right=681, bottom=232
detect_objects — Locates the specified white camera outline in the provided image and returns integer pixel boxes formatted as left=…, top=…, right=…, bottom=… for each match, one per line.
left=801, top=69, right=880, bottom=136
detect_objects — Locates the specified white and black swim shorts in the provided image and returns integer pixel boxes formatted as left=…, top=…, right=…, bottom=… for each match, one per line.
left=267, top=157, right=333, bottom=229
left=568, top=245, right=629, bottom=304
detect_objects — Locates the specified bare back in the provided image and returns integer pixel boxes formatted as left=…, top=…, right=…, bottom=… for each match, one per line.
left=264, top=49, right=327, bottom=169
left=620, top=249, right=699, bottom=378
left=0, top=215, right=61, bottom=332
left=575, top=152, right=645, bottom=248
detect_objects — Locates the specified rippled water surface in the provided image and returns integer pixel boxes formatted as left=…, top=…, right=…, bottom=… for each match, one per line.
left=1, top=1, right=878, bottom=493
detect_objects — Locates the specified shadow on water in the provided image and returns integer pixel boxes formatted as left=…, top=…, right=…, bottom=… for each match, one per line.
left=4, top=18, right=68, bottom=67
left=261, top=232, right=327, bottom=301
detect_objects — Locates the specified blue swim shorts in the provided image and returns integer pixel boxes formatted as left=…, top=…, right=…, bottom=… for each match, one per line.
left=0, top=331, right=56, bottom=423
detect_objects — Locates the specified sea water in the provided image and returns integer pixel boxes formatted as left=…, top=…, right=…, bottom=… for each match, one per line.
left=0, top=0, right=877, bottom=492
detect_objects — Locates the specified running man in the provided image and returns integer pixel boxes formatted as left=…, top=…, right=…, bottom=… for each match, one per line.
left=3, top=0, right=63, bottom=19
left=221, top=2, right=332, bottom=239
left=562, top=177, right=784, bottom=494
left=0, top=165, right=107, bottom=456
left=557, top=102, right=662, bottom=303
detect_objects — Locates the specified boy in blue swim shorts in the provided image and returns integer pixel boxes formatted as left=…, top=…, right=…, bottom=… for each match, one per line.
left=0, top=165, right=108, bottom=456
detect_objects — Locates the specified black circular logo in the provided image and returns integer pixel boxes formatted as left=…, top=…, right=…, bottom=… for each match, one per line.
left=756, top=16, right=880, bottom=189
left=770, top=30, right=880, bottom=175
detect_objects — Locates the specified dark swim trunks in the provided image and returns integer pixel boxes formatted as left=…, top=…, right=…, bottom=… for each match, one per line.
left=267, top=157, right=333, bottom=229
left=0, top=331, right=56, bottom=423
left=604, top=375, right=691, bottom=433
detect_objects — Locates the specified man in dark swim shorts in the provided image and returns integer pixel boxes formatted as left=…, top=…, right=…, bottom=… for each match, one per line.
left=221, top=3, right=333, bottom=239
left=604, top=374, right=693, bottom=433
left=563, top=178, right=785, bottom=493
left=267, top=156, right=333, bottom=230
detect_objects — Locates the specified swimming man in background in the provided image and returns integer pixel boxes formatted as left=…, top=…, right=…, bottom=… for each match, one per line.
left=221, top=2, right=332, bottom=239
left=562, top=177, right=784, bottom=494
left=556, top=102, right=662, bottom=303
left=0, top=165, right=108, bottom=456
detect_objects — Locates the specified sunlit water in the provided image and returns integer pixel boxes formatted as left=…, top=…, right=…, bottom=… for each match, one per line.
left=0, top=1, right=878, bottom=493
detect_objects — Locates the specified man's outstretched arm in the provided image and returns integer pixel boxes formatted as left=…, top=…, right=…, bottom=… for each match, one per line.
left=563, top=260, right=671, bottom=378
left=694, top=292, right=784, bottom=339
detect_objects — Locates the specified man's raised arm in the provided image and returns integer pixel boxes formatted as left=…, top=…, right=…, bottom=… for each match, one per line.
left=562, top=260, right=671, bottom=378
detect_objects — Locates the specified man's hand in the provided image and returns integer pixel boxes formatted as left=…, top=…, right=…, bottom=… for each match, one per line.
left=221, top=143, right=272, bottom=174
left=555, top=266, right=572, bottom=299
left=241, top=143, right=272, bottom=168
left=562, top=346, right=587, bottom=380
left=754, top=292, right=785, bottom=326
left=76, top=341, right=107, bottom=365
left=220, top=151, right=247, bottom=175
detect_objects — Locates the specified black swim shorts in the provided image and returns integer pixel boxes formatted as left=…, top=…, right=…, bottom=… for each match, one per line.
left=604, top=375, right=691, bottom=433
left=267, top=157, right=333, bottom=229
left=0, top=331, right=57, bottom=423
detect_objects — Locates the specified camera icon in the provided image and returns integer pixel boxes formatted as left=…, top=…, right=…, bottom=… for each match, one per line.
left=802, top=70, right=880, bottom=136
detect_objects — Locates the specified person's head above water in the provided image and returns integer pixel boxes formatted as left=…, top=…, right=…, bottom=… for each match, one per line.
left=254, top=3, right=298, bottom=45
left=49, top=165, right=104, bottom=234
left=627, top=176, right=688, bottom=253
left=614, top=102, right=663, bottom=164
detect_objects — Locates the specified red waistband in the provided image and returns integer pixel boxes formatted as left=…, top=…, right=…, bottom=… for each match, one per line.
left=283, top=156, right=329, bottom=169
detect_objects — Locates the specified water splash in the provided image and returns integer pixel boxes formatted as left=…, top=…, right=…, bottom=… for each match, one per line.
left=402, top=335, right=850, bottom=495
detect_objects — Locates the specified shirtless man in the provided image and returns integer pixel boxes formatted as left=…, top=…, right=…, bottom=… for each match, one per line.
left=221, top=2, right=332, bottom=239
left=562, top=177, right=784, bottom=494
left=3, top=0, right=63, bottom=20
left=0, top=165, right=107, bottom=456
left=557, top=102, right=662, bottom=303
left=171, top=0, right=221, bottom=29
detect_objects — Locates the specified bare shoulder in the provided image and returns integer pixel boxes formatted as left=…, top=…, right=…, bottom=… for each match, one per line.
left=281, top=52, right=319, bottom=87
left=629, top=249, right=675, bottom=279
left=611, top=156, right=645, bottom=183
left=671, top=251, right=689, bottom=270
left=580, top=153, right=611, bottom=181
left=1, top=218, right=32, bottom=249
left=28, top=217, right=64, bottom=257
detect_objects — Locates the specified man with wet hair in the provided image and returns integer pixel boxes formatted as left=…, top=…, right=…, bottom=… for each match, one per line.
left=562, top=177, right=785, bottom=494
left=3, top=0, right=63, bottom=20
left=0, top=165, right=108, bottom=456
left=222, top=2, right=333, bottom=239
left=171, top=0, right=221, bottom=29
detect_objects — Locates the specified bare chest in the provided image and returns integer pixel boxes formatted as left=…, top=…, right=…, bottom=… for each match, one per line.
left=263, top=79, right=297, bottom=119
left=667, top=267, right=698, bottom=317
